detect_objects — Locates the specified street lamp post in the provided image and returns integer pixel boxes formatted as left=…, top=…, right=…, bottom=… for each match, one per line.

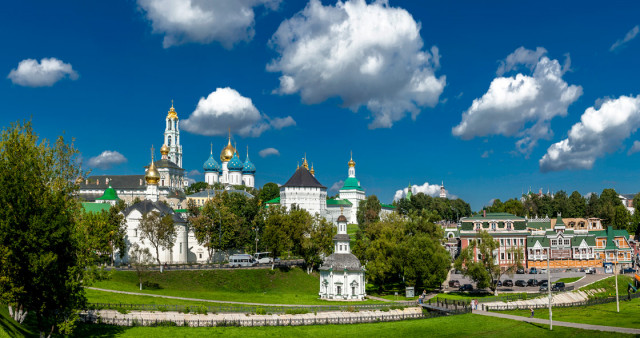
left=547, top=248, right=552, bottom=330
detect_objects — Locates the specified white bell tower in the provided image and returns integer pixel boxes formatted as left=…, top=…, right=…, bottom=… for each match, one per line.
left=164, top=100, right=183, bottom=168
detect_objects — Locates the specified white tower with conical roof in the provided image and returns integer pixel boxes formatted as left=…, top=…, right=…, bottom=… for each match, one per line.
left=164, top=101, right=182, bottom=168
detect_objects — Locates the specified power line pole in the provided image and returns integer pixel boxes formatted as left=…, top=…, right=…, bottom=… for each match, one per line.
left=615, top=261, right=619, bottom=313
left=547, top=249, right=552, bottom=330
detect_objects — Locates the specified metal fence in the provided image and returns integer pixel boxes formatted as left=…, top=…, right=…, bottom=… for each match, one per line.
left=86, top=301, right=417, bottom=314
left=483, top=291, right=640, bottom=311
left=80, top=309, right=462, bottom=327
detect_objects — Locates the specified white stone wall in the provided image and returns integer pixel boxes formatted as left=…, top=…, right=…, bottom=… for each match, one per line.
left=326, top=205, right=353, bottom=225
left=280, top=186, right=327, bottom=216
left=205, top=172, right=219, bottom=185
left=339, top=189, right=365, bottom=224
left=242, top=174, right=254, bottom=188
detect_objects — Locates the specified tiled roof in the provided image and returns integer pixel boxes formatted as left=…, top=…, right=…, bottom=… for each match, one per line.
left=341, top=177, right=364, bottom=191
left=461, top=212, right=526, bottom=221
left=82, top=202, right=111, bottom=213
left=282, top=167, right=326, bottom=189
left=123, top=200, right=182, bottom=222
left=528, top=221, right=552, bottom=230
left=79, top=175, right=146, bottom=190
left=380, top=203, right=396, bottom=209
left=326, top=199, right=353, bottom=206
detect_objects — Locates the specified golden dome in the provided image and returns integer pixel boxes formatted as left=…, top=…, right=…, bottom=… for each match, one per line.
left=348, top=151, right=356, bottom=168
left=145, top=146, right=160, bottom=185
left=167, top=100, right=178, bottom=120
left=160, top=144, right=170, bottom=156
left=310, top=163, right=315, bottom=175
left=220, top=138, right=236, bottom=162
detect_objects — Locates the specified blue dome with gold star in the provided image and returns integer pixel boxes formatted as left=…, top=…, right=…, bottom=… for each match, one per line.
left=203, top=154, right=221, bottom=172
left=227, top=152, right=243, bottom=171
left=243, top=154, right=256, bottom=174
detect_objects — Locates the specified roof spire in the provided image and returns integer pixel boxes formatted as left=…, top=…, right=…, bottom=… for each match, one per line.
left=210, top=142, right=213, bottom=155
left=171, top=99, right=174, bottom=109
left=246, top=145, right=249, bottom=159
left=302, top=153, right=309, bottom=169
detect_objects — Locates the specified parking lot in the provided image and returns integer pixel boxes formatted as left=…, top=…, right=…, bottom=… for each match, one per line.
left=445, top=268, right=602, bottom=293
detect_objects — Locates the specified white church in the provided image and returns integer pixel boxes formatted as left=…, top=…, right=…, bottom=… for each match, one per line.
left=202, top=134, right=256, bottom=188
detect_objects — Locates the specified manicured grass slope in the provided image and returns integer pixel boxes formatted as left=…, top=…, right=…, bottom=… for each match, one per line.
left=0, top=306, right=35, bottom=338
left=72, top=313, right=626, bottom=337
left=500, top=297, right=640, bottom=329
left=91, top=268, right=381, bottom=305
left=580, top=275, right=634, bottom=297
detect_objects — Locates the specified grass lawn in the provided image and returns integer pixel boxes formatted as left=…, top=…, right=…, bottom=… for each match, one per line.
left=0, top=307, right=35, bottom=338
left=347, top=224, right=358, bottom=242
left=580, top=275, right=634, bottom=298
left=69, top=313, right=628, bottom=337
left=554, top=277, right=583, bottom=284
left=90, top=268, right=384, bottom=306
left=498, top=297, right=640, bottom=329
left=85, top=289, right=247, bottom=309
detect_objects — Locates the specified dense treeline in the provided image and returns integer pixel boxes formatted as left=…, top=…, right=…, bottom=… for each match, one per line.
left=486, top=188, right=639, bottom=234
left=394, top=193, right=473, bottom=222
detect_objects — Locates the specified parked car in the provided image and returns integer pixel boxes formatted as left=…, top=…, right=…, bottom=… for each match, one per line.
left=253, top=252, right=273, bottom=264
left=516, top=268, right=525, bottom=274
left=622, top=267, right=636, bottom=274
left=529, top=268, right=538, bottom=274
left=539, top=268, right=548, bottom=275
left=449, top=280, right=460, bottom=288
left=459, top=284, right=473, bottom=292
left=495, top=280, right=502, bottom=287
left=515, top=280, right=526, bottom=287
left=539, top=281, right=549, bottom=291
left=585, top=267, right=596, bottom=274
left=503, top=279, right=514, bottom=287
left=551, top=282, right=566, bottom=291
left=229, top=254, right=257, bottom=267
left=527, top=279, right=539, bottom=287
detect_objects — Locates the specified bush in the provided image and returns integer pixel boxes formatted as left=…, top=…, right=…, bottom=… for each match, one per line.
left=157, top=306, right=168, bottom=312
left=285, top=308, right=309, bottom=315
left=346, top=306, right=359, bottom=313
left=182, top=306, right=190, bottom=314
left=116, top=308, right=130, bottom=315
left=389, top=305, right=404, bottom=311
left=255, top=308, right=267, bottom=315
left=196, top=305, right=208, bottom=315
left=142, top=281, right=161, bottom=290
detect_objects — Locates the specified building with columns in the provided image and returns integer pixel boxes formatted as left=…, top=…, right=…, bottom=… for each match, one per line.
left=319, top=211, right=366, bottom=300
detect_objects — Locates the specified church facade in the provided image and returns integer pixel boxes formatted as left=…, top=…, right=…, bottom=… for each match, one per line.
left=203, top=134, right=256, bottom=188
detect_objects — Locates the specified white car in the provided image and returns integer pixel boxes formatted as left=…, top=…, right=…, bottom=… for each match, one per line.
left=538, top=268, right=548, bottom=275
left=585, top=267, right=596, bottom=274
left=254, top=252, right=274, bottom=264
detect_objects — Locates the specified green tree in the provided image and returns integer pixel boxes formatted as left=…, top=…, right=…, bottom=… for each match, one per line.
left=0, top=121, right=86, bottom=336
left=502, top=199, right=524, bottom=216
left=613, top=204, right=631, bottom=231
left=357, top=195, right=381, bottom=231
left=586, top=192, right=600, bottom=217
left=258, top=182, right=280, bottom=203
left=185, top=181, right=208, bottom=195
left=552, top=190, right=568, bottom=217
left=138, top=211, right=176, bottom=272
left=454, top=230, right=523, bottom=295
left=301, top=216, right=336, bottom=274
left=262, top=206, right=291, bottom=269
left=567, top=191, right=586, bottom=217
left=128, top=243, right=153, bottom=290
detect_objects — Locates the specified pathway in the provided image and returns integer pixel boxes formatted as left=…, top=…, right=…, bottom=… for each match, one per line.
left=472, top=309, right=640, bottom=335
left=86, top=287, right=402, bottom=307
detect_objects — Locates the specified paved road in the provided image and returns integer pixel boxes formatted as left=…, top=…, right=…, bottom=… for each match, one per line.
left=446, top=271, right=610, bottom=293
left=472, top=309, right=640, bottom=335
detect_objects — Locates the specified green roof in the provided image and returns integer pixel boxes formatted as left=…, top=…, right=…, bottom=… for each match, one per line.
left=592, top=226, right=631, bottom=250
left=380, top=203, right=395, bottom=209
left=265, top=197, right=280, bottom=204
left=555, top=215, right=565, bottom=226
left=96, top=185, right=120, bottom=201
left=341, top=177, right=364, bottom=191
left=527, top=236, right=549, bottom=248
left=327, top=199, right=353, bottom=206
left=82, top=202, right=111, bottom=214
left=528, top=221, right=552, bottom=230
left=174, top=209, right=188, bottom=213
left=572, top=236, right=596, bottom=246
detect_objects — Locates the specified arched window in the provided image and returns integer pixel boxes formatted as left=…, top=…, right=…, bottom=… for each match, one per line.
left=168, top=136, right=172, bottom=146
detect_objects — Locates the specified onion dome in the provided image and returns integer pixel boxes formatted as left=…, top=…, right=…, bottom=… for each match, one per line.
left=203, top=154, right=221, bottom=172
left=97, top=185, right=120, bottom=201
left=310, top=163, right=315, bottom=176
left=242, top=152, right=256, bottom=174
left=227, top=151, right=243, bottom=171
left=220, top=137, right=236, bottom=162
left=145, top=161, right=160, bottom=185
left=348, top=151, right=356, bottom=168
left=167, top=100, right=178, bottom=120
left=160, top=144, right=170, bottom=156
left=337, top=214, right=347, bottom=223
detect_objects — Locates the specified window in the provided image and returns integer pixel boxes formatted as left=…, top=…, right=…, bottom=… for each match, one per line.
left=179, top=243, right=182, bottom=254
left=199, top=253, right=202, bottom=259
left=507, top=253, right=511, bottom=260
left=551, top=240, right=556, bottom=246
left=501, top=253, right=505, bottom=260
left=520, top=239, right=524, bottom=246
left=337, top=286, right=342, bottom=295
left=500, top=239, right=504, bottom=245
left=168, top=136, right=172, bottom=146
left=507, top=239, right=511, bottom=245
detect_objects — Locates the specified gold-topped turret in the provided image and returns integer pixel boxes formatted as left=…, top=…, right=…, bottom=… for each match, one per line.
left=145, top=146, right=160, bottom=185
left=310, top=163, right=315, bottom=175
left=167, top=100, right=178, bottom=120
left=160, top=144, right=170, bottom=156
left=302, top=153, right=309, bottom=170
left=348, top=151, right=356, bottom=167
left=220, top=128, right=236, bottom=162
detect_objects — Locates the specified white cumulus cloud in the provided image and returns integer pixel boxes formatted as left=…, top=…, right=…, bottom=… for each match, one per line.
left=329, top=180, right=344, bottom=193
left=7, top=58, right=78, bottom=87
left=267, top=0, right=445, bottom=129
left=393, top=182, right=445, bottom=201
left=610, top=25, right=639, bottom=52
left=539, top=95, right=640, bottom=172
left=259, top=147, right=280, bottom=158
left=87, top=151, right=127, bottom=170
left=452, top=47, right=582, bottom=155
left=138, top=0, right=280, bottom=48
left=181, top=87, right=295, bottom=137
left=628, top=140, right=640, bottom=155
left=188, top=169, right=202, bottom=177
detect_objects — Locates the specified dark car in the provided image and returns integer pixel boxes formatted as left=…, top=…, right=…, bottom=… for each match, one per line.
left=539, top=281, right=549, bottom=291
left=459, top=284, right=473, bottom=292
left=516, top=268, right=525, bottom=274
left=449, top=279, right=460, bottom=288
left=515, top=280, right=526, bottom=287
left=622, top=267, right=636, bottom=274
left=495, top=280, right=502, bottom=287
left=529, top=267, right=538, bottom=274
left=551, top=282, right=565, bottom=291
left=503, top=279, right=514, bottom=287
left=527, top=279, right=538, bottom=287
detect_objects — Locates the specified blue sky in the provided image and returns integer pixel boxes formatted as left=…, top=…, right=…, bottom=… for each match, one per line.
left=2, top=0, right=640, bottom=210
